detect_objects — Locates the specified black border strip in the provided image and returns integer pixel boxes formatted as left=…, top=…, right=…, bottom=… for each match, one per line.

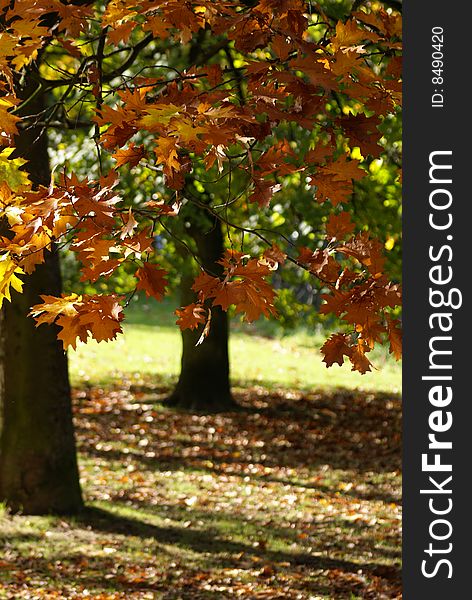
left=403, top=1, right=469, bottom=596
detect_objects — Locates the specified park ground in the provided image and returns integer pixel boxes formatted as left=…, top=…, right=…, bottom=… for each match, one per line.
left=0, top=298, right=402, bottom=599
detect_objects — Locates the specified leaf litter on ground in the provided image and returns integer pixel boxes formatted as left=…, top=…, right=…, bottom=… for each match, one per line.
left=0, top=380, right=401, bottom=599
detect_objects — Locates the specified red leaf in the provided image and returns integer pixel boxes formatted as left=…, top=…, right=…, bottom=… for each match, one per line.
left=175, top=303, right=207, bottom=330
left=135, top=263, right=168, bottom=301
left=321, top=333, right=352, bottom=367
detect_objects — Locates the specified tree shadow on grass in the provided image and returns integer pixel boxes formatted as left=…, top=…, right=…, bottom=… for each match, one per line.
left=1, top=503, right=400, bottom=598
left=0, top=549, right=339, bottom=599
left=75, top=386, right=401, bottom=475
left=91, top=498, right=402, bottom=563
left=70, top=506, right=400, bottom=579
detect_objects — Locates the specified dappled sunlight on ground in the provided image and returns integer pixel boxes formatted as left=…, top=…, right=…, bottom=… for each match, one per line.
left=1, top=382, right=401, bottom=599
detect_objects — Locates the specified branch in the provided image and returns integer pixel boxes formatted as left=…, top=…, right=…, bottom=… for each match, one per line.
left=32, top=33, right=155, bottom=93
left=103, top=33, right=154, bottom=82
left=224, top=47, right=245, bottom=105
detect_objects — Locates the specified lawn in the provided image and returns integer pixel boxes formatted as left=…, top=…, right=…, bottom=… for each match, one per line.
left=69, top=295, right=402, bottom=394
left=0, top=298, right=402, bottom=599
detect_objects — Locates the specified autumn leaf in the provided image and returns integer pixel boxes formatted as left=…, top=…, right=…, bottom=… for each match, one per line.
left=0, top=99, right=21, bottom=138
left=77, top=295, right=124, bottom=344
left=175, top=302, right=207, bottom=330
left=112, top=143, right=146, bottom=168
left=320, top=289, right=351, bottom=317
left=81, top=258, right=122, bottom=282
left=329, top=49, right=362, bottom=79
left=349, top=340, right=373, bottom=374
left=357, top=317, right=386, bottom=350
left=261, top=243, right=287, bottom=269
left=120, top=208, right=138, bottom=239
left=139, top=104, right=182, bottom=129
left=135, top=263, right=168, bottom=301
left=297, top=247, right=339, bottom=283
left=167, top=117, right=208, bottom=144
left=30, top=294, right=124, bottom=350
left=322, top=155, right=365, bottom=182
left=331, top=19, right=380, bottom=52
left=189, top=274, right=217, bottom=307
left=321, top=333, right=352, bottom=367
left=29, top=293, right=81, bottom=326
left=0, top=254, right=24, bottom=308
left=67, top=174, right=120, bottom=227
left=341, top=114, right=383, bottom=158
left=101, top=123, right=138, bottom=149
left=290, top=55, right=339, bottom=91
left=387, top=316, right=402, bottom=360
left=337, top=231, right=385, bottom=276
left=326, top=211, right=355, bottom=240
left=107, top=20, right=136, bottom=45
left=192, top=253, right=278, bottom=324
left=154, top=137, right=181, bottom=173
left=249, top=178, right=282, bottom=209
left=312, top=155, right=364, bottom=206
left=314, top=174, right=352, bottom=206
left=0, top=148, right=30, bottom=191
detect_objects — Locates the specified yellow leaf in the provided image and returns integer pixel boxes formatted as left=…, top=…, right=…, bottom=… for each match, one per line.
left=0, top=254, right=24, bottom=308
left=0, top=148, right=30, bottom=192
left=139, top=104, right=182, bottom=129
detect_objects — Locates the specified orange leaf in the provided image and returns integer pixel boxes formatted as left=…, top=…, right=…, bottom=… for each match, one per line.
left=154, top=137, right=181, bottom=173
left=349, top=340, right=373, bottom=374
left=387, top=316, right=402, bottom=360
left=175, top=302, right=207, bottom=330
left=112, top=143, right=146, bottom=168
left=332, top=19, right=380, bottom=52
left=321, top=333, right=351, bottom=367
left=135, top=263, right=168, bottom=301
left=262, top=243, right=286, bottom=269
left=30, top=294, right=80, bottom=327
left=30, top=294, right=124, bottom=350
left=249, top=178, right=281, bottom=208
left=326, top=211, right=355, bottom=240
left=337, top=231, right=385, bottom=276
left=77, top=295, right=124, bottom=344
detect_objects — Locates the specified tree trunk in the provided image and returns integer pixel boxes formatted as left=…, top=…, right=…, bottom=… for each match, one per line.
left=167, top=215, right=237, bottom=412
left=0, top=70, right=83, bottom=514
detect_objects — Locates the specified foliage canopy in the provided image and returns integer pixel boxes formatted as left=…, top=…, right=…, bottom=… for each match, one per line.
left=0, top=0, right=402, bottom=373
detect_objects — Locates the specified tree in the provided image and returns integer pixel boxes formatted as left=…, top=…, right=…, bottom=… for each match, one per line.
left=0, top=1, right=402, bottom=407
left=168, top=206, right=234, bottom=411
left=0, top=65, right=83, bottom=514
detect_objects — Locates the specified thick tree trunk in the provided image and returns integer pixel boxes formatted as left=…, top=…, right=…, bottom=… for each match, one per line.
left=168, top=216, right=237, bottom=412
left=0, top=70, right=83, bottom=514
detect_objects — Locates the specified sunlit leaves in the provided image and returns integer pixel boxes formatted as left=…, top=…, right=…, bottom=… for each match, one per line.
left=175, top=302, right=207, bottom=330
left=0, top=148, right=30, bottom=191
left=0, top=254, right=24, bottom=308
left=0, top=0, right=402, bottom=369
left=191, top=251, right=278, bottom=323
left=112, top=144, right=146, bottom=168
left=30, top=293, right=124, bottom=350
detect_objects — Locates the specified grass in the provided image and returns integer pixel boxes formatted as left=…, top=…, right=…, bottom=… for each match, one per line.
left=0, top=387, right=402, bottom=599
left=69, top=295, right=401, bottom=394
left=0, top=296, right=402, bottom=599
